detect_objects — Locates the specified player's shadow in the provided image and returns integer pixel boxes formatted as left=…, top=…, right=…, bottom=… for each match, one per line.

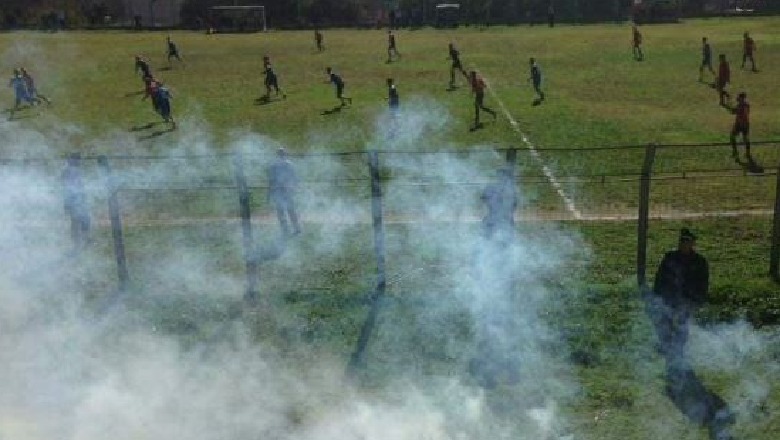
left=137, top=125, right=175, bottom=141
left=129, top=121, right=163, bottom=132
left=321, top=105, right=344, bottom=116
left=735, top=155, right=765, bottom=174
left=665, top=364, right=735, bottom=440
left=254, top=96, right=277, bottom=106
left=446, top=85, right=459, bottom=92
left=532, top=98, right=544, bottom=106
left=158, top=66, right=173, bottom=72
left=124, top=90, right=145, bottom=98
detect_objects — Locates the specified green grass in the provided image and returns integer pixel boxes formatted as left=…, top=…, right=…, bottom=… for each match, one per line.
left=3, top=19, right=780, bottom=439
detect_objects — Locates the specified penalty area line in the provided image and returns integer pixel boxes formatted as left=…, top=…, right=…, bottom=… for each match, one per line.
left=479, top=73, right=583, bottom=220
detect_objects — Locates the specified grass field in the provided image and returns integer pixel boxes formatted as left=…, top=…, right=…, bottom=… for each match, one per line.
left=1, top=18, right=780, bottom=440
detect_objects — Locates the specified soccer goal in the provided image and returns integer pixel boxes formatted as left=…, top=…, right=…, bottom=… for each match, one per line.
left=208, top=5, right=267, bottom=33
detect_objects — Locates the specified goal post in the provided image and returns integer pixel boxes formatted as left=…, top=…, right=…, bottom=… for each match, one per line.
left=208, top=5, right=267, bottom=33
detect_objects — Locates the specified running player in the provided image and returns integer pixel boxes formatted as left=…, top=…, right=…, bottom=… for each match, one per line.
left=142, top=75, right=161, bottom=114
left=156, top=82, right=175, bottom=129
left=387, top=30, right=400, bottom=62
left=166, top=36, right=183, bottom=64
left=326, top=67, right=352, bottom=106
left=528, top=58, right=545, bottom=103
left=469, top=70, right=496, bottom=129
left=387, top=78, right=399, bottom=110
left=263, top=56, right=286, bottom=100
left=632, top=25, right=644, bottom=61
left=314, top=28, right=324, bottom=52
left=20, top=68, right=51, bottom=105
left=716, top=54, right=731, bottom=107
left=730, top=92, right=751, bottom=162
left=134, top=55, right=152, bottom=79
left=8, top=69, right=33, bottom=118
left=448, top=43, right=468, bottom=88
left=741, top=32, right=757, bottom=72
left=699, top=37, right=714, bottom=82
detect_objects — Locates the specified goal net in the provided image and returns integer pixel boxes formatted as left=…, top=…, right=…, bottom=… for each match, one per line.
left=208, top=5, right=267, bottom=33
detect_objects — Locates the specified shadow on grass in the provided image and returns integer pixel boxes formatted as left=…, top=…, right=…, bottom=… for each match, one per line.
left=665, top=364, right=735, bottom=440
left=137, top=125, right=176, bottom=141
left=129, top=121, right=164, bottom=132
left=123, top=90, right=145, bottom=98
left=321, top=105, right=344, bottom=116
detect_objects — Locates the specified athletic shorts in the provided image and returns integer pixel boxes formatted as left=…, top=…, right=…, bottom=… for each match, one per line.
left=452, top=60, right=462, bottom=70
left=716, top=80, right=728, bottom=90
left=336, top=84, right=344, bottom=98
left=475, top=91, right=485, bottom=106
left=701, top=57, right=711, bottom=67
left=732, top=123, right=749, bottom=137
left=265, top=75, right=278, bottom=87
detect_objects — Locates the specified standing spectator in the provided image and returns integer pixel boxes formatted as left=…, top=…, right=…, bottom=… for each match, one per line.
left=699, top=37, right=714, bottom=82
left=649, top=228, right=708, bottom=365
left=716, top=54, right=731, bottom=107
left=741, top=32, right=757, bottom=72
left=730, top=92, right=751, bottom=162
left=481, top=168, right=517, bottom=239
left=62, top=153, right=91, bottom=249
left=547, top=2, right=555, bottom=28
left=469, top=70, right=497, bottom=129
left=632, top=25, right=644, bottom=61
left=268, top=148, right=301, bottom=237
left=528, top=57, right=545, bottom=104
left=20, top=67, right=51, bottom=105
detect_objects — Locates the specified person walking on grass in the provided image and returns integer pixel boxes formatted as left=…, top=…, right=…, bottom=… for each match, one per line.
left=699, top=37, right=714, bottom=82
left=8, top=69, right=33, bottom=118
left=730, top=92, right=751, bottom=163
left=326, top=67, right=352, bottom=107
left=387, top=30, right=400, bottom=62
left=632, top=25, right=644, bottom=61
left=469, top=70, right=496, bottom=129
left=166, top=36, right=183, bottom=65
left=142, top=75, right=161, bottom=114
left=528, top=57, right=545, bottom=103
left=263, top=56, right=286, bottom=101
left=268, top=147, right=301, bottom=237
left=741, top=32, right=757, bottom=72
left=314, top=28, right=324, bottom=52
left=716, top=54, right=731, bottom=107
left=448, top=43, right=468, bottom=89
left=20, top=68, right=51, bottom=106
left=156, top=82, right=175, bottom=129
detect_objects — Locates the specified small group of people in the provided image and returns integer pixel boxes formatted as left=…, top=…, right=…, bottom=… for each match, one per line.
left=7, top=67, right=51, bottom=118
left=134, top=54, right=176, bottom=128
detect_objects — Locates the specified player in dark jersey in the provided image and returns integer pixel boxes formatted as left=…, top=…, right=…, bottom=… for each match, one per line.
left=470, top=70, right=496, bottom=129
left=528, top=58, right=545, bottom=103
left=632, top=25, right=643, bottom=61
left=448, top=43, right=468, bottom=89
left=326, top=67, right=352, bottom=107
left=387, top=30, right=400, bottom=63
left=387, top=78, right=399, bottom=110
left=314, top=28, right=324, bottom=52
left=699, top=37, right=714, bottom=82
left=156, top=82, right=175, bottom=129
left=730, top=92, right=751, bottom=162
left=134, top=55, right=152, bottom=79
left=20, top=67, right=51, bottom=105
left=263, top=56, right=286, bottom=100
left=716, top=54, right=731, bottom=107
left=166, top=36, right=183, bottom=64
left=741, top=32, right=757, bottom=72
left=142, top=75, right=161, bottom=114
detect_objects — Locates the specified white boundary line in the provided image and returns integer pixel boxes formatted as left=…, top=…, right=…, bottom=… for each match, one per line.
left=478, top=72, right=584, bottom=220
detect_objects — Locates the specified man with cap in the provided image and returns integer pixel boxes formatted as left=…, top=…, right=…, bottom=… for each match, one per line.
left=650, top=228, right=709, bottom=364
left=268, top=148, right=301, bottom=237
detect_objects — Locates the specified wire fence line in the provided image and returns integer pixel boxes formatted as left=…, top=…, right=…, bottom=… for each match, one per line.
left=3, top=142, right=780, bottom=296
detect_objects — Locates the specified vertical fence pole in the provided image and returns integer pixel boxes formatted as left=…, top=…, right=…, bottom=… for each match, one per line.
left=233, top=152, right=259, bottom=303
left=637, top=144, right=656, bottom=287
left=97, top=155, right=129, bottom=293
left=347, top=151, right=387, bottom=375
left=770, top=162, right=780, bottom=281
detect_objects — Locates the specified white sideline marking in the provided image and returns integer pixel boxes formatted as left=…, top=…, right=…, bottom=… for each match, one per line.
left=479, top=73, right=584, bottom=220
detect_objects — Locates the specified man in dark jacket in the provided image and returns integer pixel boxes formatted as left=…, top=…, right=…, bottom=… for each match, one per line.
left=651, top=228, right=709, bottom=363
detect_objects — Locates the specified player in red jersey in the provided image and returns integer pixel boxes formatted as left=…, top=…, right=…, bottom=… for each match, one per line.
left=469, top=71, right=496, bottom=129
left=730, top=92, right=751, bottom=162
left=741, top=32, right=757, bottom=72
left=716, top=54, right=730, bottom=107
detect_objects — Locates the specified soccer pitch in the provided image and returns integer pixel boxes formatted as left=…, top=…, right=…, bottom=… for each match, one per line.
left=1, top=17, right=780, bottom=440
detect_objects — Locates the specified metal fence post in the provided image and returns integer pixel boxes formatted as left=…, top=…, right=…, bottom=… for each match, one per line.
left=97, top=155, right=129, bottom=293
left=637, top=143, right=656, bottom=287
left=347, top=150, right=387, bottom=375
left=233, top=152, right=259, bottom=302
left=770, top=162, right=780, bottom=281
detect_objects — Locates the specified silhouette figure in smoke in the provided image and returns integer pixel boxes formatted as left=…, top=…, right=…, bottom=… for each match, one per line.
left=268, top=148, right=301, bottom=237
left=480, top=167, right=517, bottom=239
left=646, top=229, right=735, bottom=439
left=61, top=153, right=91, bottom=250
